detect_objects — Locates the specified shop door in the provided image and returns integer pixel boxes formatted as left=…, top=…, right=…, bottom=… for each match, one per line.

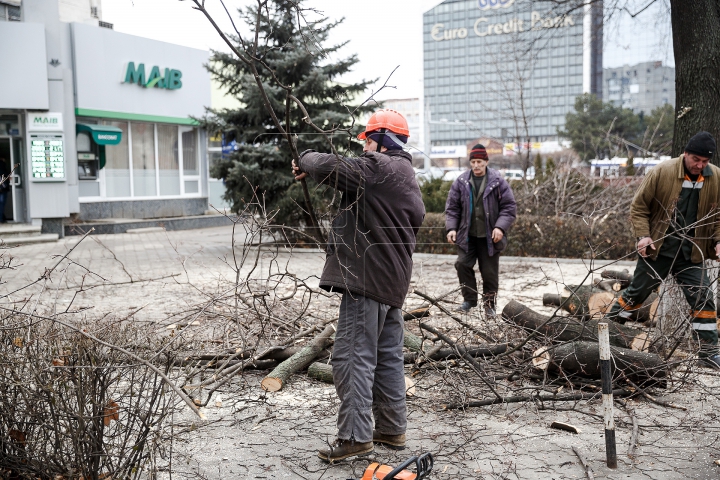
left=0, top=137, right=26, bottom=223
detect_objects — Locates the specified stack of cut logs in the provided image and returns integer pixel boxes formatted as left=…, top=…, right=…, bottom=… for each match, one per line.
left=181, top=269, right=668, bottom=399
left=507, top=269, right=666, bottom=388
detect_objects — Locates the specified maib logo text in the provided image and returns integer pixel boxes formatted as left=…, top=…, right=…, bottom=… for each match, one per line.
left=478, top=0, right=515, bottom=9
left=123, top=62, right=183, bottom=90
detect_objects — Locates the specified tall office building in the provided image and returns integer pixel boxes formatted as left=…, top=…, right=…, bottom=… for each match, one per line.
left=603, top=61, right=675, bottom=114
left=423, top=0, right=603, bottom=149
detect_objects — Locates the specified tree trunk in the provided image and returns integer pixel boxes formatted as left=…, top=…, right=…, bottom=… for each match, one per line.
left=443, top=388, right=632, bottom=410
left=261, top=323, right=335, bottom=392
left=403, top=344, right=509, bottom=364
left=543, top=286, right=614, bottom=318
left=601, top=269, right=632, bottom=284
left=404, top=330, right=430, bottom=352
left=503, top=300, right=649, bottom=351
left=545, top=289, right=657, bottom=324
left=670, top=0, right=720, bottom=159
left=594, top=279, right=624, bottom=292
left=307, top=362, right=333, bottom=383
left=403, top=306, right=431, bottom=321
left=533, top=341, right=667, bottom=388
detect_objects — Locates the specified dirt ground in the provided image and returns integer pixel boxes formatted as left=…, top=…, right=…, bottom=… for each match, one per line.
left=2, top=226, right=720, bottom=479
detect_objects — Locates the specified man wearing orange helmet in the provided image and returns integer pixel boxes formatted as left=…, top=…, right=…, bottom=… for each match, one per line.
left=292, top=109, right=425, bottom=463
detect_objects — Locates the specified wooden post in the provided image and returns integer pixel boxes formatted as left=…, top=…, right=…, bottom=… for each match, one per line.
left=598, top=322, right=617, bottom=469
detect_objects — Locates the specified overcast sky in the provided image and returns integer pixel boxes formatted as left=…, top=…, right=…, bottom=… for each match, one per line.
left=102, top=0, right=673, bottom=101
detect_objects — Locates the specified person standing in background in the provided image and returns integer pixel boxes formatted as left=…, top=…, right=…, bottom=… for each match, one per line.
left=0, top=157, right=11, bottom=223
left=445, top=144, right=517, bottom=315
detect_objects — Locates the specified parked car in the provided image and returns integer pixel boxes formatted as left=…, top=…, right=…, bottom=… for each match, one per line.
left=442, top=169, right=465, bottom=182
left=501, top=169, right=535, bottom=181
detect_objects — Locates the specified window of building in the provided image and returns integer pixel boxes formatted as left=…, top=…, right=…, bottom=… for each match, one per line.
left=157, top=124, right=180, bottom=196
left=103, top=120, right=131, bottom=197
left=131, top=122, right=157, bottom=197
left=78, top=118, right=202, bottom=199
left=0, top=4, right=20, bottom=21
left=182, top=128, right=200, bottom=193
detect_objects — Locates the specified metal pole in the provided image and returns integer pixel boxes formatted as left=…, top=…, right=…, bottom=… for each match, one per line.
left=598, top=322, right=618, bottom=468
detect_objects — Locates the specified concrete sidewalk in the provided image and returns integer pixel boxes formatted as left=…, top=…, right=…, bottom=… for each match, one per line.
left=2, top=225, right=718, bottom=480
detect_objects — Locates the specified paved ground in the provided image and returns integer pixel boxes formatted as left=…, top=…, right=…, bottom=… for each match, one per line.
left=2, top=226, right=719, bottom=479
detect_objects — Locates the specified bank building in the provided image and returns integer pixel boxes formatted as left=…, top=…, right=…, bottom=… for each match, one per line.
left=423, top=0, right=603, bottom=167
left=0, top=0, right=230, bottom=239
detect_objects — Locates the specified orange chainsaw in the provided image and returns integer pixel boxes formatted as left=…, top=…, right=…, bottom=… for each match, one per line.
left=351, top=452, right=433, bottom=480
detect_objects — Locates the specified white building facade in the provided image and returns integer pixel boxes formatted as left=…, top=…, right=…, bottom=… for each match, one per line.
left=0, top=0, right=212, bottom=234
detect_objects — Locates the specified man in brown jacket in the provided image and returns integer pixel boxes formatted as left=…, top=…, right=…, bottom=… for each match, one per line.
left=606, top=131, right=720, bottom=368
left=292, top=109, right=425, bottom=462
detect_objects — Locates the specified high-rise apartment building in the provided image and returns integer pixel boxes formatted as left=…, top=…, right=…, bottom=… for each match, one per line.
left=603, top=61, right=675, bottom=114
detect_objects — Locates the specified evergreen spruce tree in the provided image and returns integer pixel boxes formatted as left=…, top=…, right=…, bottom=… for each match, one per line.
left=200, top=0, right=374, bottom=227
left=533, top=152, right=543, bottom=180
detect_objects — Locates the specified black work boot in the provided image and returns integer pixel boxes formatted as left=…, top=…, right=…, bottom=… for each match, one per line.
left=373, top=430, right=406, bottom=450
left=699, top=354, right=720, bottom=370
left=317, top=438, right=373, bottom=463
left=456, top=301, right=477, bottom=313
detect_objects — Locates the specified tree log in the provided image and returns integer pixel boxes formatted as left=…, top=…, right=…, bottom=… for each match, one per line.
left=308, top=362, right=333, bottom=383
left=179, top=358, right=280, bottom=370
left=532, top=341, right=667, bottom=388
left=443, top=388, right=632, bottom=410
left=503, top=300, right=649, bottom=351
left=601, top=269, right=633, bottom=284
left=403, top=306, right=431, bottom=321
left=594, top=278, right=623, bottom=292
left=543, top=285, right=615, bottom=318
left=261, top=323, right=335, bottom=392
left=403, top=344, right=509, bottom=363
left=404, top=330, right=429, bottom=352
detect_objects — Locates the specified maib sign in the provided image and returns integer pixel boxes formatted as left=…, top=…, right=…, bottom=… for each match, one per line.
left=123, top=62, right=183, bottom=90
left=29, top=113, right=63, bottom=131
left=478, top=0, right=515, bottom=9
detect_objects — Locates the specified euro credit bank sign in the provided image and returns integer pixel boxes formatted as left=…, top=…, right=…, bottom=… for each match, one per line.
left=123, top=62, right=182, bottom=90
left=431, top=0, right=574, bottom=42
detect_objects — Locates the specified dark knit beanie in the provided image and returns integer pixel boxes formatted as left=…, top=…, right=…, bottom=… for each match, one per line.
left=469, top=144, right=488, bottom=160
left=685, top=131, right=716, bottom=158
left=366, top=131, right=408, bottom=150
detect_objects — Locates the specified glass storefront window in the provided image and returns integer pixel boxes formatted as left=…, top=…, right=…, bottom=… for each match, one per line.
left=0, top=115, right=20, bottom=136
left=208, top=135, right=222, bottom=149
left=182, top=128, right=198, bottom=176
left=102, top=120, right=131, bottom=197
left=157, top=124, right=180, bottom=195
left=76, top=118, right=203, bottom=199
left=131, top=122, right=156, bottom=196
left=208, top=151, right=223, bottom=179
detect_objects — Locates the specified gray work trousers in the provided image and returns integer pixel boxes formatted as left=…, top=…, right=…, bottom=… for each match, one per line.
left=331, top=293, right=407, bottom=443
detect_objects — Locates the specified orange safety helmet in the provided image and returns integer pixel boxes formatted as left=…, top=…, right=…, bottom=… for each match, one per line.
left=358, top=109, right=410, bottom=141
